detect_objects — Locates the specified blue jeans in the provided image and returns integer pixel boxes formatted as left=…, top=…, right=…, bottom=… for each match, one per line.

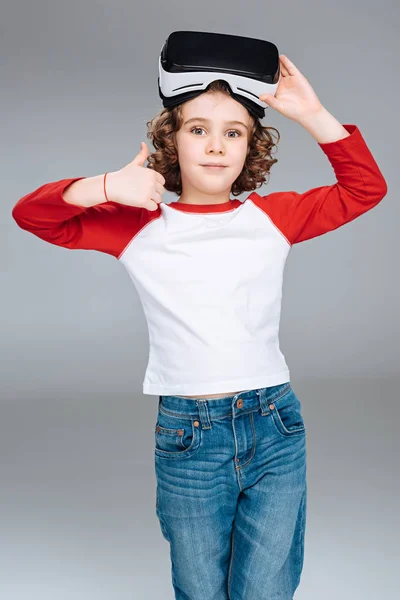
left=154, top=382, right=307, bottom=600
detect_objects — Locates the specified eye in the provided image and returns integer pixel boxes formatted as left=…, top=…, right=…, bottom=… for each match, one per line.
left=189, top=127, right=242, bottom=138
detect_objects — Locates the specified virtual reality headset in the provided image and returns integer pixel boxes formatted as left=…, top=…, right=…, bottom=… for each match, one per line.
left=157, top=30, right=281, bottom=120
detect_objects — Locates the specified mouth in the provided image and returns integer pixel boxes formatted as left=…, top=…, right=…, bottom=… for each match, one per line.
left=201, top=165, right=227, bottom=170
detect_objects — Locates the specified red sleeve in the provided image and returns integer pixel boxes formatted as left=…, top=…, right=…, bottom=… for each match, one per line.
left=250, top=124, right=388, bottom=245
left=11, top=177, right=152, bottom=258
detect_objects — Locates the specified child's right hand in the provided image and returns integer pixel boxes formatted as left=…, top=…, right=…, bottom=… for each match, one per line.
left=105, top=142, right=166, bottom=211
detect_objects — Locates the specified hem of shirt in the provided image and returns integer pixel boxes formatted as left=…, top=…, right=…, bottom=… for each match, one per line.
left=142, top=370, right=291, bottom=396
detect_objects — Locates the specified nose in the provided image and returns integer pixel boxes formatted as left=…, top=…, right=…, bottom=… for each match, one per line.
left=205, top=135, right=226, bottom=155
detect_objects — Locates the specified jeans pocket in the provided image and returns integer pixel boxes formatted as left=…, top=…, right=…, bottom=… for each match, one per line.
left=270, top=385, right=306, bottom=437
left=154, top=407, right=202, bottom=460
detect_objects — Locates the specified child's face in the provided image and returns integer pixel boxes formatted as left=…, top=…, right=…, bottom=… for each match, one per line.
left=175, top=92, right=251, bottom=202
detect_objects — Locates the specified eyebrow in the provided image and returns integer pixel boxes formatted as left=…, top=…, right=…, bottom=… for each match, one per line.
left=183, top=117, right=249, bottom=130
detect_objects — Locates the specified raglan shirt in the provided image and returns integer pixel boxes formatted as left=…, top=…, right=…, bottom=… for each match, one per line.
left=12, top=124, right=388, bottom=395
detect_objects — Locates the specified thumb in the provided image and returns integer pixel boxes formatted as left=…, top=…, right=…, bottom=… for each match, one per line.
left=260, top=94, right=280, bottom=111
left=131, top=141, right=149, bottom=167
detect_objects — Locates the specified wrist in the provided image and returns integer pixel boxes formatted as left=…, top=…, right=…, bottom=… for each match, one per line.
left=103, top=171, right=120, bottom=204
left=298, top=107, right=351, bottom=144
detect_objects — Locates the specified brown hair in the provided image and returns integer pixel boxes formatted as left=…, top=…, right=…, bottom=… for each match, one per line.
left=145, top=79, right=280, bottom=196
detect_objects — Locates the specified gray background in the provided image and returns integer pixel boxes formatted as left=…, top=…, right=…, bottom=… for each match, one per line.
left=3, top=0, right=399, bottom=598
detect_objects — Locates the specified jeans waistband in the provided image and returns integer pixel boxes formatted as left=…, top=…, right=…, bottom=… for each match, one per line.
left=158, top=382, right=291, bottom=423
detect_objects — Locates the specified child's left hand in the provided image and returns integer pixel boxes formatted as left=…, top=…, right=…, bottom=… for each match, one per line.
left=259, top=55, right=324, bottom=123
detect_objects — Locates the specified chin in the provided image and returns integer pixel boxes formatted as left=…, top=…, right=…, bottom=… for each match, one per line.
left=197, top=184, right=232, bottom=194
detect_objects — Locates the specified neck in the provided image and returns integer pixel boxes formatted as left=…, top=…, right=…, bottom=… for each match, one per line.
left=177, top=191, right=232, bottom=206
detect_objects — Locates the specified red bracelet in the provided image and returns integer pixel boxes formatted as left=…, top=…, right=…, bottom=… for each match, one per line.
left=103, top=172, right=110, bottom=202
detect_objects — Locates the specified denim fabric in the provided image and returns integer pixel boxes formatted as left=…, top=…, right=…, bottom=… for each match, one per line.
left=154, top=382, right=307, bottom=600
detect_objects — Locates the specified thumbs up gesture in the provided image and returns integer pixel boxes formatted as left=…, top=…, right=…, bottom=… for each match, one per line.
left=106, top=142, right=166, bottom=211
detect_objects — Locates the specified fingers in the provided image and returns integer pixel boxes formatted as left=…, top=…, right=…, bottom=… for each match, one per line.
left=143, top=199, right=159, bottom=212
left=150, top=190, right=163, bottom=206
left=280, top=55, right=298, bottom=77
left=155, top=180, right=165, bottom=196
left=155, top=171, right=166, bottom=186
left=279, top=55, right=290, bottom=77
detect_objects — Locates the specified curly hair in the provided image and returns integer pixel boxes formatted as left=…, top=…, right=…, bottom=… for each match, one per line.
left=145, top=79, right=280, bottom=197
